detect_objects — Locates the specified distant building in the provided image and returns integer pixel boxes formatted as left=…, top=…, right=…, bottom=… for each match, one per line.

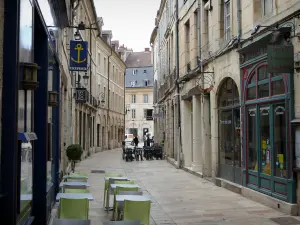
left=125, top=48, right=154, bottom=140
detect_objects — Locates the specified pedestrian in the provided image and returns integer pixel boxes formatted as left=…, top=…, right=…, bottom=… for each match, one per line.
left=133, top=135, right=139, bottom=147
left=146, top=135, right=151, bottom=147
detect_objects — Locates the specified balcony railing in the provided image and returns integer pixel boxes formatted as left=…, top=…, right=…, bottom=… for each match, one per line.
left=85, top=91, right=100, bottom=108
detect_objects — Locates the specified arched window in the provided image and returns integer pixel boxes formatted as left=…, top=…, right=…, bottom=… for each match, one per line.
left=246, top=64, right=286, bottom=101
left=219, top=78, right=239, bottom=107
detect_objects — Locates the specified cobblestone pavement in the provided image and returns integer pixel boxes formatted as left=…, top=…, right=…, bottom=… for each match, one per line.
left=72, top=149, right=299, bottom=225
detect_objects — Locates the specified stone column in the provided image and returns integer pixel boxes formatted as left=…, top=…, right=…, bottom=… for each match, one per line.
left=192, top=95, right=203, bottom=172
left=181, top=100, right=192, bottom=167
left=201, top=95, right=212, bottom=176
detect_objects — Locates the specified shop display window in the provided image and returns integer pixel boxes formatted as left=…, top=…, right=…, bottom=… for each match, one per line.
left=19, top=90, right=34, bottom=213
left=248, top=108, right=257, bottom=170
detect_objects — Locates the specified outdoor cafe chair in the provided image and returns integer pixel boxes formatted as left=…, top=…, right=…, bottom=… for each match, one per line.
left=123, top=200, right=151, bottom=225
left=103, top=221, right=140, bottom=225
left=64, top=188, right=90, bottom=193
left=103, top=174, right=123, bottom=208
left=58, top=198, right=89, bottom=220
left=113, top=187, right=139, bottom=220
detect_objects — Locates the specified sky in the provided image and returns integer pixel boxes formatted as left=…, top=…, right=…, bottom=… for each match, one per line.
left=94, top=0, right=161, bottom=52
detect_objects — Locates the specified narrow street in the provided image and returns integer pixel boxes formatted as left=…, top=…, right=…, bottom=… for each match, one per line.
left=60, top=149, right=299, bottom=225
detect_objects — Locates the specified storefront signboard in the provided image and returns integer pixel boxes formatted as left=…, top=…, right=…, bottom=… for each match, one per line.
left=75, top=88, right=88, bottom=103
left=69, top=40, right=88, bottom=71
left=267, top=44, right=294, bottom=73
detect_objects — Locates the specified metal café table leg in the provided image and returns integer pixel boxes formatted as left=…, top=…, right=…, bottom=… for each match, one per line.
left=106, top=185, right=113, bottom=211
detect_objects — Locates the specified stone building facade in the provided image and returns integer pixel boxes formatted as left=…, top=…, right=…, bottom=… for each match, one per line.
left=125, top=50, right=154, bottom=140
left=151, top=0, right=300, bottom=214
left=0, top=0, right=125, bottom=223
left=72, top=0, right=126, bottom=156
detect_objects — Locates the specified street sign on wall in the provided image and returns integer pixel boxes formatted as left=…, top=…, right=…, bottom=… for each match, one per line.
left=75, top=88, right=88, bottom=103
left=69, top=40, right=88, bottom=71
left=267, top=44, right=294, bottom=73
left=153, top=112, right=163, bottom=119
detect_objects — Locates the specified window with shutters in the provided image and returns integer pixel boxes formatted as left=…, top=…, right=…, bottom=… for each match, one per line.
left=131, top=109, right=136, bottom=119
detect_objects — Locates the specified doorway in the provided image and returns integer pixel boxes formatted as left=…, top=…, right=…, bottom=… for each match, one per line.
left=218, top=78, right=241, bottom=184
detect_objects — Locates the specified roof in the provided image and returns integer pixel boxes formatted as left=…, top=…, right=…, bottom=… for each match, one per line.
left=125, top=66, right=154, bottom=88
left=125, top=51, right=152, bottom=68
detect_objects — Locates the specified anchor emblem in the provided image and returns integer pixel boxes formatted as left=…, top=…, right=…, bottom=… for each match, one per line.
left=71, top=43, right=87, bottom=64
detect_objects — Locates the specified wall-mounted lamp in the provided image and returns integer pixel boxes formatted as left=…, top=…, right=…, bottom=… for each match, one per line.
left=83, top=73, right=89, bottom=86
left=74, top=30, right=81, bottom=40
left=251, top=24, right=280, bottom=36
left=20, top=62, right=40, bottom=90
left=98, top=92, right=105, bottom=108
left=48, top=91, right=58, bottom=107
left=125, top=104, right=131, bottom=114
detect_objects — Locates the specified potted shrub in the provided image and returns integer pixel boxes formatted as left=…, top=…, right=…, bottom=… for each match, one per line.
left=66, top=144, right=83, bottom=172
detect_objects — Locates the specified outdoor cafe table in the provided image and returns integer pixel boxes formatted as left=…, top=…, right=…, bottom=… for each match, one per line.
left=114, top=195, right=151, bottom=220
left=116, top=195, right=151, bottom=203
left=63, top=175, right=88, bottom=180
left=110, top=184, right=139, bottom=191
left=107, top=184, right=140, bottom=209
left=56, top=193, right=94, bottom=201
left=59, top=181, right=90, bottom=188
left=104, top=176, right=128, bottom=181
left=53, top=219, right=90, bottom=225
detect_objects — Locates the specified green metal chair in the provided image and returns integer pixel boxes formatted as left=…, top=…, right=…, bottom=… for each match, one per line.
left=105, top=173, right=123, bottom=177
left=113, top=187, right=139, bottom=220
left=67, top=177, right=88, bottom=182
left=123, top=200, right=151, bottom=225
left=58, top=198, right=89, bottom=219
left=103, top=175, right=125, bottom=208
left=71, top=172, right=88, bottom=176
left=115, top=181, right=134, bottom=185
left=64, top=188, right=90, bottom=193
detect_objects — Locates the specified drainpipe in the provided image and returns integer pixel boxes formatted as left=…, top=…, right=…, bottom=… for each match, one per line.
left=175, top=0, right=182, bottom=168
left=197, top=0, right=202, bottom=72
left=107, top=47, right=112, bottom=148
left=237, top=0, right=242, bottom=42
left=123, top=71, right=126, bottom=139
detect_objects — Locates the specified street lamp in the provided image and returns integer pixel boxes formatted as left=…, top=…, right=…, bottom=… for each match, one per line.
left=98, top=92, right=105, bottom=108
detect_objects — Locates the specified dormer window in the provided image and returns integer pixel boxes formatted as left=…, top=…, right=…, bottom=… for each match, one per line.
left=144, top=70, right=147, bottom=73
left=130, top=81, right=137, bottom=87
left=133, top=69, right=138, bottom=75
left=144, top=79, right=149, bottom=86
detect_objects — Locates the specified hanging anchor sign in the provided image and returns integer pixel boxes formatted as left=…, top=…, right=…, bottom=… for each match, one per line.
left=69, top=40, right=88, bottom=71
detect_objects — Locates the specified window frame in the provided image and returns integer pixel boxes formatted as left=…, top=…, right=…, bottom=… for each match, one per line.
left=262, top=0, right=273, bottom=16
left=97, top=52, right=101, bottom=71
left=143, top=94, right=148, bottom=103
left=131, top=109, right=136, bottom=119
left=224, top=0, right=231, bottom=40
left=131, top=95, right=136, bottom=103
left=246, top=64, right=286, bottom=102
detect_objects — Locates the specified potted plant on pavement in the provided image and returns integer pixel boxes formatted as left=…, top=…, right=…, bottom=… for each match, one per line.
left=66, top=144, right=83, bottom=173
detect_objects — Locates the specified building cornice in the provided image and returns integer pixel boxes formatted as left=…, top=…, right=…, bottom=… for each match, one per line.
left=156, top=0, right=167, bottom=26
left=150, top=26, right=158, bottom=45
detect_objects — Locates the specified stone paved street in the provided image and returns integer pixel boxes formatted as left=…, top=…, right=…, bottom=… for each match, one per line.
left=72, top=149, right=300, bottom=225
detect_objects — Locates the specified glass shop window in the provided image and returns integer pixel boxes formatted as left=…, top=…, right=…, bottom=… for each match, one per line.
left=274, top=103, right=287, bottom=178
left=19, top=90, right=34, bottom=213
left=260, top=106, right=271, bottom=175
left=246, top=65, right=286, bottom=101
left=248, top=108, right=257, bottom=170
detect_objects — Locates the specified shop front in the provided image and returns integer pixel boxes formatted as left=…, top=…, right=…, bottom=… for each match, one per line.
left=240, top=27, right=296, bottom=203
left=0, top=0, right=68, bottom=224
left=218, top=77, right=241, bottom=185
